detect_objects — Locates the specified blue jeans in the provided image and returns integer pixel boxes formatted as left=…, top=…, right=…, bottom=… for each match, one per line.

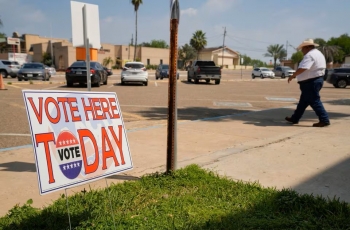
left=291, top=77, right=329, bottom=123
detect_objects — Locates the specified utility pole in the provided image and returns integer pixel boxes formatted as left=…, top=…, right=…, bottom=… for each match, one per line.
left=166, top=0, right=180, bottom=172
left=222, top=27, right=226, bottom=68
left=286, top=40, right=288, bottom=60
left=129, top=34, right=133, bottom=60
left=50, top=23, right=54, bottom=67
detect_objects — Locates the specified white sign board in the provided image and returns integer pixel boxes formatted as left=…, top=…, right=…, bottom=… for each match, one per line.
left=70, top=1, right=101, bottom=48
left=8, top=53, right=32, bottom=65
left=22, top=90, right=133, bottom=195
left=7, top=37, right=20, bottom=45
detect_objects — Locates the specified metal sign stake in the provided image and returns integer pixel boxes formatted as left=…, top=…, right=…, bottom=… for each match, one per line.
left=65, top=189, right=72, bottom=230
left=105, top=178, right=117, bottom=230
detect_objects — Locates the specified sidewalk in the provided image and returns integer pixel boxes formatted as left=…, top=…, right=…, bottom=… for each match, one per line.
left=1, top=100, right=350, bottom=216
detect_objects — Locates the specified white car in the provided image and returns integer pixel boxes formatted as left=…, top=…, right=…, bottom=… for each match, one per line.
left=252, top=67, right=275, bottom=79
left=121, top=62, right=148, bottom=86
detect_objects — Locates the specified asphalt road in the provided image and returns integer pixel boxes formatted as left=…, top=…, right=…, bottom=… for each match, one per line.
left=0, top=69, right=348, bottom=149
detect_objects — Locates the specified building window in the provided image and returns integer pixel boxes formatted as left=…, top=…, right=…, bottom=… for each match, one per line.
left=147, top=59, right=150, bottom=65
left=160, top=59, right=163, bottom=64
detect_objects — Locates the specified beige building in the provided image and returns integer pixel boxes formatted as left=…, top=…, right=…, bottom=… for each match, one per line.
left=199, top=46, right=240, bottom=68
left=0, top=33, right=242, bottom=70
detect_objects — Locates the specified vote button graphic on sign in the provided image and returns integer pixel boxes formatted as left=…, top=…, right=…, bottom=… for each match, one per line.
left=56, top=130, right=82, bottom=179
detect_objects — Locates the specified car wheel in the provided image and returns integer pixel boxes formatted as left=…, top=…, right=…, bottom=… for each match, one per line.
left=11, top=75, right=17, bottom=79
left=194, top=79, right=199, bottom=84
left=252, top=74, right=255, bottom=79
left=260, top=74, right=264, bottom=79
left=205, top=79, right=210, bottom=83
left=333, top=83, right=339, bottom=88
left=144, top=81, right=148, bottom=86
left=18, top=77, right=22, bottom=81
left=160, top=77, right=163, bottom=80
left=67, top=81, right=73, bottom=87
left=121, top=81, right=125, bottom=85
left=0, top=70, right=8, bottom=78
left=215, top=79, right=220, bottom=85
left=103, top=77, right=108, bottom=85
left=281, top=74, right=285, bottom=79
left=337, top=79, right=347, bottom=88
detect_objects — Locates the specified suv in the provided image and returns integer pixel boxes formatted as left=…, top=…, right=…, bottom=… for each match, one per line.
left=155, top=64, right=179, bottom=80
left=326, top=68, right=350, bottom=88
left=273, top=66, right=296, bottom=78
left=0, top=60, right=21, bottom=78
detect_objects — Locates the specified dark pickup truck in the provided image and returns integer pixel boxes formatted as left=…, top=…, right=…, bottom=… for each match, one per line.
left=187, top=60, right=221, bottom=84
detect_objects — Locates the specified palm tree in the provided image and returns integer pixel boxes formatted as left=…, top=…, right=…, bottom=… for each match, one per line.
left=102, top=57, right=114, bottom=68
left=314, top=38, right=341, bottom=63
left=190, top=30, right=207, bottom=59
left=264, top=44, right=285, bottom=68
left=131, top=0, right=143, bottom=61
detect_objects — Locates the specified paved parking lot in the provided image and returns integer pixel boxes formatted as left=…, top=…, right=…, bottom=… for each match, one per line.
left=0, top=70, right=348, bottom=149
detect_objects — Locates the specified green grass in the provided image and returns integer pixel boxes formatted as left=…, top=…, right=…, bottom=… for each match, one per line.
left=1, top=165, right=350, bottom=229
left=29, top=80, right=33, bottom=84
left=6, top=82, right=12, bottom=85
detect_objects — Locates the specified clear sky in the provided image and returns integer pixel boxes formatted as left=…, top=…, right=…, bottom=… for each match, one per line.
left=0, top=0, right=348, bottom=63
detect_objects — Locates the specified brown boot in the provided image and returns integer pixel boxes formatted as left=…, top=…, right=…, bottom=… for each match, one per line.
left=312, top=122, right=330, bottom=127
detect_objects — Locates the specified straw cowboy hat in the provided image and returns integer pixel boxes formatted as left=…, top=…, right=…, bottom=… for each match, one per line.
left=297, top=39, right=319, bottom=50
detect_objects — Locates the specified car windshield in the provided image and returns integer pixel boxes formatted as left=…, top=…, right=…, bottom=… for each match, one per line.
left=11, top=61, right=19, bottom=65
left=125, top=63, right=144, bottom=69
left=162, top=65, right=169, bottom=69
left=260, top=68, right=270, bottom=71
left=22, top=63, right=44, bottom=69
left=282, top=67, right=292, bottom=70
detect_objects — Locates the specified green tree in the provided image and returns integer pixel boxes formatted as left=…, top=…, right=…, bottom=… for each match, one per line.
left=241, top=54, right=252, bottom=66
left=264, top=44, right=285, bottom=68
left=251, top=59, right=266, bottom=67
left=102, top=57, right=114, bottom=67
left=314, top=37, right=341, bottom=63
left=42, top=52, right=52, bottom=66
left=141, top=39, right=169, bottom=48
left=190, top=30, right=207, bottom=59
left=0, top=16, right=5, bottom=38
left=178, top=44, right=196, bottom=69
left=131, top=0, right=143, bottom=61
left=291, top=51, right=304, bottom=65
left=327, top=34, right=350, bottom=63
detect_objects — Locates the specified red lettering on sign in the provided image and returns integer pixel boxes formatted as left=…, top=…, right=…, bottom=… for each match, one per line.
left=108, top=125, right=125, bottom=165
left=100, top=98, right=113, bottom=119
left=67, top=97, right=81, bottom=122
left=57, top=97, right=69, bottom=122
left=44, top=97, right=60, bottom=124
left=28, top=97, right=43, bottom=124
left=108, top=98, right=120, bottom=119
left=77, top=129, right=99, bottom=174
left=91, top=98, right=104, bottom=120
left=35, top=132, right=56, bottom=184
left=101, top=127, right=119, bottom=169
left=81, top=98, right=94, bottom=121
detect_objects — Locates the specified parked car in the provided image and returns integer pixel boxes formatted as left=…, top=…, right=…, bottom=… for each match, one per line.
left=121, top=62, right=148, bottom=86
left=326, top=67, right=350, bottom=88
left=44, top=65, right=57, bottom=76
left=65, top=61, right=108, bottom=87
left=252, top=67, right=275, bottom=79
left=272, top=66, right=295, bottom=78
left=0, top=60, right=21, bottom=78
left=324, top=68, right=334, bottom=81
left=17, top=62, right=50, bottom=81
left=187, top=60, right=221, bottom=84
left=155, top=64, right=179, bottom=80
left=103, top=66, right=113, bottom=76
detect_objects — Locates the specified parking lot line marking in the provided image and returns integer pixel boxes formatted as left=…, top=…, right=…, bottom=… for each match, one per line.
left=266, top=97, right=297, bottom=102
left=6, top=84, right=28, bottom=89
left=0, top=133, right=31, bottom=137
left=214, top=101, right=252, bottom=107
left=42, top=86, right=60, bottom=90
left=108, top=85, right=114, bottom=88
left=155, top=82, right=158, bottom=87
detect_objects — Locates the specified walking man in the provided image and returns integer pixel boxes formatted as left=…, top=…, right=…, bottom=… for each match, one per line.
left=285, top=39, right=330, bottom=127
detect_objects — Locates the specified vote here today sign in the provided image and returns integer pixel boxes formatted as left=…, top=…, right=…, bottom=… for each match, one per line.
left=22, top=90, right=133, bottom=195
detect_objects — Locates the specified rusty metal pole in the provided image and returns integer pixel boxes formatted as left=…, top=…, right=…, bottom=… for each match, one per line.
left=167, top=0, right=180, bottom=172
